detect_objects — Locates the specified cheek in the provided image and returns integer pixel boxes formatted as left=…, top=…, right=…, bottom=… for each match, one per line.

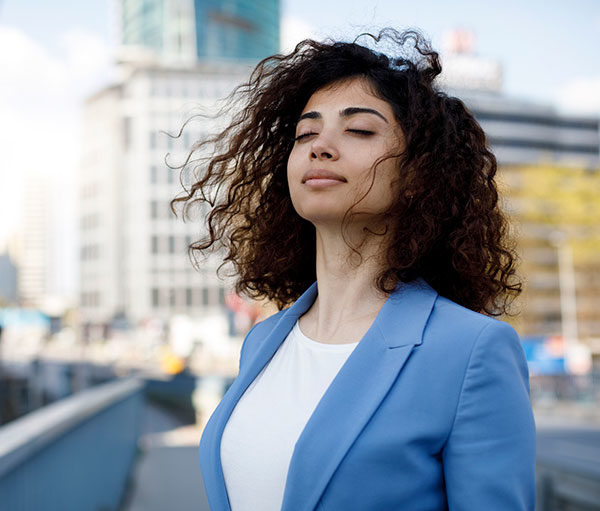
left=367, top=163, right=399, bottom=206
left=286, top=146, right=302, bottom=180
left=286, top=151, right=303, bottom=210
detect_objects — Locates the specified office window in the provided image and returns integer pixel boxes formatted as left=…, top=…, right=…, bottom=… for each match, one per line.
left=151, top=235, right=159, bottom=254
left=151, top=165, right=158, bottom=184
left=151, top=200, right=158, bottom=219
left=152, top=288, right=159, bottom=307
left=123, top=117, right=131, bottom=150
left=168, top=235, right=175, bottom=254
left=186, top=288, right=192, bottom=306
left=150, top=131, right=157, bottom=149
left=202, top=287, right=209, bottom=306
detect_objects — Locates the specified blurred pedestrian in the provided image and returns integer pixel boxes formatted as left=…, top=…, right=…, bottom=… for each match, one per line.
left=174, top=28, right=536, bottom=511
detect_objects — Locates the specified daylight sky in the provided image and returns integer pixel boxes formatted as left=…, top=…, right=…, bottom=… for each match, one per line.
left=0, top=0, right=599, bottom=295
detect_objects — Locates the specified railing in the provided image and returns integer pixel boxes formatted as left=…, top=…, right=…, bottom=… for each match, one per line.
left=0, top=377, right=144, bottom=511
left=531, top=372, right=600, bottom=403
left=537, top=452, right=600, bottom=511
left=532, top=372, right=600, bottom=510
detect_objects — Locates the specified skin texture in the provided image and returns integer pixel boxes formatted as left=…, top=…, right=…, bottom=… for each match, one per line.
left=286, top=78, right=406, bottom=344
left=287, top=77, right=404, bottom=234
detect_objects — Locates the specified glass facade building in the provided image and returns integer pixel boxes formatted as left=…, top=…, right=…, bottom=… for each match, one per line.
left=119, top=0, right=280, bottom=62
left=194, top=0, right=279, bottom=60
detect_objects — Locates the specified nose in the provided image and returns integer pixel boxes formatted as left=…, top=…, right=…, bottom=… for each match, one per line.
left=309, top=135, right=339, bottom=161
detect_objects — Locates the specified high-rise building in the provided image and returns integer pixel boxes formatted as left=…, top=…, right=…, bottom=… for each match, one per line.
left=441, top=31, right=600, bottom=361
left=79, top=0, right=279, bottom=335
left=0, top=252, right=18, bottom=305
left=117, top=0, right=280, bottom=64
left=457, top=89, right=599, bottom=168
left=79, top=61, right=253, bottom=331
left=16, top=173, right=52, bottom=308
left=440, top=29, right=599, bottom=169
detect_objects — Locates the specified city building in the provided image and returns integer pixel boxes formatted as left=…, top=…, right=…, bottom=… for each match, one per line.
left=15, top=173, right=52, bottom=309
left=116, top=0, right=280, bottom=64
left=457, top=89, right=599, bottom=168
left=79, top=61, right=253, bottom=332
left=79, top=0, right=280, bottom=336
left=440, top=29, right=599, bottom=168
left=499, top=163, right=600, bottom=367
left=0, top=252, right=18, bottom=305
left=441, top=30, right=600, bottom=363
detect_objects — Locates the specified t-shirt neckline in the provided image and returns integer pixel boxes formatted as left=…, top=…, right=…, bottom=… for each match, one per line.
left=293, top=320, right=360, bottom=351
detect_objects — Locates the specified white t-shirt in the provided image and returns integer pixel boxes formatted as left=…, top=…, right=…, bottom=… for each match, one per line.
left=220, top=320, right=359, bottom=511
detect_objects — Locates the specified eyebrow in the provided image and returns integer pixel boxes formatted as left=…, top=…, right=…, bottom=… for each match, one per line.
left=298, top=107, right=388, bottom=123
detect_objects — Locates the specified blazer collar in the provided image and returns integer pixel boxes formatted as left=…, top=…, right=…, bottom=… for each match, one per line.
left=275, top=275, right=435, bottom=348
left=205, top=277, right=438, bottom=511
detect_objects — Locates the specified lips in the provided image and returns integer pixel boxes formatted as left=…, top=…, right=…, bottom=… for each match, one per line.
left=301, top=169, right=347, bottom=184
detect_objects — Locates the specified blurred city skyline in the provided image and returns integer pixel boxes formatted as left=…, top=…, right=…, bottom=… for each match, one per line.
left=0, top=0, right=599, bottom=301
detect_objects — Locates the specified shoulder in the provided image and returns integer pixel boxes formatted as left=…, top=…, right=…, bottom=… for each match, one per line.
left=249, top=309, right=287, bottom=338
left=238, top=309, right=287, bottom=370
left=429, top=293, right=519, bottom=343
left=416, top=293, right=525, bottom=376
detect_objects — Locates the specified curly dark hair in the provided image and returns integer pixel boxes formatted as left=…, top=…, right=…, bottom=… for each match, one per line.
left=170, top=28, right=522, bottom=315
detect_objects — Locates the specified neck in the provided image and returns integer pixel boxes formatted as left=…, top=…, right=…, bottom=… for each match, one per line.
left=299, top=223, right=391, bottom=344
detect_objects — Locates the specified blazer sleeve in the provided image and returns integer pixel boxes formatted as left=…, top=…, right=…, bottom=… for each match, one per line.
left=442, top=321, right=537, bottom=511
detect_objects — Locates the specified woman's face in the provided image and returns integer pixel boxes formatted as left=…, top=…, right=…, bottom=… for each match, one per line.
left=287, top=77, right=404, bottom=229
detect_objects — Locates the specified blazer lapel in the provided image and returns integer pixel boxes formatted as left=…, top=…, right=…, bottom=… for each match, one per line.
left=280, top=277, right=438, bottom=511
left=202, top=283, right=319, bottom=511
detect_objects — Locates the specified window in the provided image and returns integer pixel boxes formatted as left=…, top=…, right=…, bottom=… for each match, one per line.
left=202, top=287, right=209, bottom=306
left=151, top=200, right=158, bottom=219
left=151, top=235, right=159, bottom=254
left=186, top=288, right=192, bottom=306
left=123, top=117, right=131, bottom=150
left=168, top=235, right=175, bottom=254
left=152, top=288, right=159, bottom=307
left=151, top=165, right=158, bottom=184
left=150, top=131, right=157, bottom=149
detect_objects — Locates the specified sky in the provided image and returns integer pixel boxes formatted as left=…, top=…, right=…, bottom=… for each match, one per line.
left=0, top=0, right=599, bottom=298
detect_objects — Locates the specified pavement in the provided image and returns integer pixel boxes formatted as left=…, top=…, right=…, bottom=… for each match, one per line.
left=121, top=400, right=210, bottom=511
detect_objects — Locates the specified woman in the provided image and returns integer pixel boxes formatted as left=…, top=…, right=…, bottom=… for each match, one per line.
left=172, top=29, right=536, bottom=511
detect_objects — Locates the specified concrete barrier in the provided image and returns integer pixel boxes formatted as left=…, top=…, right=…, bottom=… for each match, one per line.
left=0, top=377, right=144, bottom=511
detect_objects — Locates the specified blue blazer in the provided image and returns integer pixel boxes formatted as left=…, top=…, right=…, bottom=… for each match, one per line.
left=199, top=277, right=536, bottom=510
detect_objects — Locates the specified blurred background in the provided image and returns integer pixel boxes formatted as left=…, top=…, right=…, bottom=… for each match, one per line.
left=0, top=1, right=599, bottom=510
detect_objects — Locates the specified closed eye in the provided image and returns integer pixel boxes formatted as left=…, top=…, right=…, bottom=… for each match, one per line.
left=294, top=132, right=317, bottom=141
left=347, top=129, right=374, bottom=136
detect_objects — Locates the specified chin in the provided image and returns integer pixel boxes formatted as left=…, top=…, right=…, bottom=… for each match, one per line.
left=292, top=205, right=344, bottom=225
left=291, top=195, right=346, bottom=222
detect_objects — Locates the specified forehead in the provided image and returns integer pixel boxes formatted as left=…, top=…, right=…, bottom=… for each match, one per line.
left=301, top=78, right=394, bottom=116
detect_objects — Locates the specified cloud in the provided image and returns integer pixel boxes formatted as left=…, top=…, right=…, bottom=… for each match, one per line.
left=0, top=26, right=113, bottom=117
left=0, top=27, right=68, bottom=111
left=280, top=16, right=320, bottom=54
left=0, top=25, right=113, bottom=263
left=59, top=28, right=113, bottom=95
left=554, top=76, right=600, bottom=116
